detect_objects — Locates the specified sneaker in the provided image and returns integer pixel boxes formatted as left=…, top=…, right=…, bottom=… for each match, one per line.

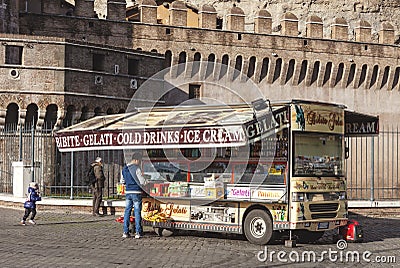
left=20, top=220, right=26, bottom=226
left=134, top=234, right=141, bottom=239
left=122, top=233, right=131, bottom=238
left=28, top=220, right=36, bottom=225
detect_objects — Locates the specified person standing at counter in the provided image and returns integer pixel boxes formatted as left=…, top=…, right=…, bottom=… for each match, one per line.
left=121, top=152, right=146, bottom=239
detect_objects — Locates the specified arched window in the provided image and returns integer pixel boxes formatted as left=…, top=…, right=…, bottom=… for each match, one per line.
left=334, top=63, right=344, bottom=87
left=285, top=59, right=295, bottom=84
left=298, top=60, right=308, bottom=85
left=310, top=61, right=320, bottom=85
left=191, top=52, right=201, bottom=77
left=233, top=55, right=243, bottom=80
left=5, top=103, right=19, bottom=131
left=205, top=54, right=215, bottom=78
left=259, top=58, right=269, bottom=82
left=323, top=62, right=332, bottom=86
left=380, top=66, right=390, bottom=89
left=247, top=56, right=256, bottom=78
left=79, top=106, right=89, bottom=122
left=164, top=50, right=172, bottom=69
left=272, top=58, right=282, bottom=83
left=43, top=104, right=58, bottom=131
left=220, top=54, right=229, bottom=79
left=94, top=107, right=103, bottom=116
left=391, top=67, right=400, bottom=90
left=346, top=64, right=356, bottom=87
left=177, top=51, right=187, bottom=75
left=62, top=105, right=75, bottom=128
left=358, top=64, right=368, bottom=88
left=369, top=65, right=379, bottom=88
left=25, top=103, right=39, bottom=130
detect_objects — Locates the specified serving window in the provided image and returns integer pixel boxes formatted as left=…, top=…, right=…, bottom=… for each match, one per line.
left=293, top=132, right=344, bottom=177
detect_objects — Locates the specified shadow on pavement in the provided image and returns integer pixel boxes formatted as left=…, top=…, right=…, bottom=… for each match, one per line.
left=157, top=211, right=400, bottom=245
left=346, top=211, right=400, bottom=243
left=173, top=229, right=247, bottom=242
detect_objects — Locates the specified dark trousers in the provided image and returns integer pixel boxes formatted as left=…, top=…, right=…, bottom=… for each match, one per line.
left=23, top=208, right=37, bottom=221
left=92, top=187, right=103, bottom=214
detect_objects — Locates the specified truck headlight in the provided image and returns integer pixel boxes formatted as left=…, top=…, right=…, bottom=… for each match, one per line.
left=292, top=192, right=305, bottom=202
left=339, top=191, right=346, bottom=200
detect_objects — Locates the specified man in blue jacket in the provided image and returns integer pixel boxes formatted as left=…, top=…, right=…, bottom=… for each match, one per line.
left=121, top=152, right=146, bottom=239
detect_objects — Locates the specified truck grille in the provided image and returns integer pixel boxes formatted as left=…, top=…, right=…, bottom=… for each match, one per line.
left=309, top=203, right=339, bottom=212
left=311, top=213, right=337, bottom=219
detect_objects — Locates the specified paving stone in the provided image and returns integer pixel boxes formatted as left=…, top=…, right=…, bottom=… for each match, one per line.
left=0, top=207, right=398, bottom=267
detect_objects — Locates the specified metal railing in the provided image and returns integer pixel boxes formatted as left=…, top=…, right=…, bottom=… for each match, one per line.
left=345, top=126, right=400, bottom=200
left=0, top=124, right=123, bottom=199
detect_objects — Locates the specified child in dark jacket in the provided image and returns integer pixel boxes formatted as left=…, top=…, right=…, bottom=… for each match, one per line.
left=21, top=182, right=42, bottom=225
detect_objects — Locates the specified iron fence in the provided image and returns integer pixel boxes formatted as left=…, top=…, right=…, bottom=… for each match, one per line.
left=0, top=124, right=399, bottom=201
left=345, top=126, right=400, bottom=200
left=51, top=150, right=124, bottom=199
left=0, top=124, right=124, bottom=199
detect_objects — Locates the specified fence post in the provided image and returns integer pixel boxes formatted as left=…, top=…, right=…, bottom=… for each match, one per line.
left=31, top=125, right=35, bottom=182
left=19, top=124, right=22, bottom=161
left=70, top=151, right=74, bottom=200
left=370, top=137, right=374, bottom=202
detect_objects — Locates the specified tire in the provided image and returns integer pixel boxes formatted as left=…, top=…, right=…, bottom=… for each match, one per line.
left=153, top=227, right=175, bottom=237
left=243, top=209, right=273, bottom=245
left=296, top=230, right=325, bottom=243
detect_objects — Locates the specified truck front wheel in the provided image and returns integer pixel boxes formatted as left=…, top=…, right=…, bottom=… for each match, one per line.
left=244, top=209, right=273, bottom=245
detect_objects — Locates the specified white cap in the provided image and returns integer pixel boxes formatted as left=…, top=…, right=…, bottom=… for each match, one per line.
left=95, top=157, right=102, bottom=162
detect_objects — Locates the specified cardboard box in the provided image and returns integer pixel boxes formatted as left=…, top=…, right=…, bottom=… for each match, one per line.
left=204, top=187, right=224, bottom=199
left=149, top=183, right=170, bottom=197
left=190, top=185, right=205, bottom=197
left=168, top=182, right=189, bottom=197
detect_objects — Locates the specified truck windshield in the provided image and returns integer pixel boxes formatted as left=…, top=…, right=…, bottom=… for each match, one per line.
left=293, top=132, right=343, bottom=177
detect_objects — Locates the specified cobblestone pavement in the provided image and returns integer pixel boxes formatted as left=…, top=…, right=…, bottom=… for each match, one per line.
left=0, top=206, right=398, bottom=268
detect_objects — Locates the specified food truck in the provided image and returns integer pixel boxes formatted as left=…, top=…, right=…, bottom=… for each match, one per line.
left=54, top=99, right=378, bottom=245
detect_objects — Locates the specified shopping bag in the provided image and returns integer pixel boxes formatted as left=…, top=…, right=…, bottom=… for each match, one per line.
left=24, top=201, right=34, bottom=209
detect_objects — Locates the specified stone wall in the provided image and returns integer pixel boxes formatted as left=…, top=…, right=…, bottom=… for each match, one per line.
left=15, top=3, right=400, bottom=126
left=0, top=0, right=20, bottom=34
left=0, top=33, right=164, bottom=129
left=3, top=2, right=400, bottom=131
left=88, top=0, right=400, bottom=42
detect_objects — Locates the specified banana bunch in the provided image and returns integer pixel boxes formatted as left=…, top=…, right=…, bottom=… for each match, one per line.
left=143, top=210, right=169, bottom=222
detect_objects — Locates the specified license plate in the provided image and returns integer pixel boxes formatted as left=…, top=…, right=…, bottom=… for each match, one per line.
left=318, top=222, right=329, bottom=230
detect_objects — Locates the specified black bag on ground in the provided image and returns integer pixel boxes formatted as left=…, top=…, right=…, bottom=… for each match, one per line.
left=86, top=165, right=97, bottom=185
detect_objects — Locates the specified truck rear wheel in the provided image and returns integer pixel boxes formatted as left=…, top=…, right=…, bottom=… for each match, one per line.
left=244, top=209, right=273, bottom=245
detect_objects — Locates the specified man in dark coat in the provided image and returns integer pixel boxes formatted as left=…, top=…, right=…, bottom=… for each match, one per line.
left=91, top=156, right=106, bottom=216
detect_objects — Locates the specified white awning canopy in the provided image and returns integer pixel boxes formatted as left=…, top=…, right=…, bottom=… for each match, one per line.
left=54, top=101, right=379, bottom=152
left=54, top=104, right=263, bottom=152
